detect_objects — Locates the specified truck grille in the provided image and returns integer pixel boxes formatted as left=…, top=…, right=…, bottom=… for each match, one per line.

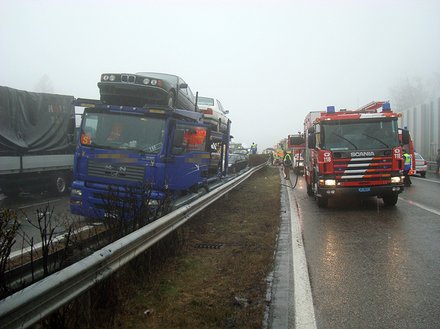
left=334, top=156, right=393, bottom=185
left=88, top=160, right=145, bottom=182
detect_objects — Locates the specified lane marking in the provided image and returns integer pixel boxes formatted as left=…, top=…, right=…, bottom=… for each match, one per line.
left=9, top=225, right=96, bottom=260
left=17, top=198, right=64, bottom=210
left=285, top=173, right=317, bottom=329
left=399, top=196, right=440, bottom=216
left=411, top=176, right=440, bottom=184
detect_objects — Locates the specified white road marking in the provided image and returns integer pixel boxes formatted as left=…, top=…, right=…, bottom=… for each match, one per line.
left=17, top=198, right=64, bottom=210
left=285, top=174, right=317, bottom=329
left=8, top=225, right=95, bottom=260
left=411, top=176, right=440, bottom=184
left=399, top=196, right=440, bottom=216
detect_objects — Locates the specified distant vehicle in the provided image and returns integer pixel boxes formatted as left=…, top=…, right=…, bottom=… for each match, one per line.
left=413, top=152, right=427, bottom=178
left=197, top=96, right=229, bottom=132
left=0, top=86, right=75, bottom=197
left=98, top=72, right=197, bottom=112
left=228, top=153, right=248, bottom=173
left=293, top=152, right=304, bottom=174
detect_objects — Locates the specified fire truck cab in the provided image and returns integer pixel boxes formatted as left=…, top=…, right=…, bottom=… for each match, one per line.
left=304, top=102, right=410, bottom=208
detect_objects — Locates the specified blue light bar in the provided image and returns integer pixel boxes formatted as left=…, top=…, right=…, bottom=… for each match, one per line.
left=327, top=106, right=335, bottom=113
left=382, top=102, right=391, bottom=112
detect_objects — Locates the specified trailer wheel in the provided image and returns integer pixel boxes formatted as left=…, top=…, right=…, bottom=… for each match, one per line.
left=382, top=194, right=398, bottom=206
left=50, top=174, right=68, bottom=195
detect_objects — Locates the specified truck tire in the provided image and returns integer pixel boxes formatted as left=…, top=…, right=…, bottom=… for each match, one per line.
left=50, top=174, right=68, bottom=195
left=382, top=194, right=398, bottom=206
left=421, top=172, right=426, bottom=178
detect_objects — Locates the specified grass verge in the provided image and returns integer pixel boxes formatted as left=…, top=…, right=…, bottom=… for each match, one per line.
left=112, top=166, right=280, bottom=329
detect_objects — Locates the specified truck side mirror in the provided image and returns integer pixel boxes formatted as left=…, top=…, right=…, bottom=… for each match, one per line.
left=308, top=133, right=316, bottom=149
left=401, top=129, right=410, bottom=145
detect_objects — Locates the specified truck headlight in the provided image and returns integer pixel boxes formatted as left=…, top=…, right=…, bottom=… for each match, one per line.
left=319, top=179, right=336, bottom=186
left=391, top=176, right=402, bottom=184
left=71, top=189, right=82, bottom=197
left=148, top=199, right=159, bottom=206
left=325, top=179, right=336, bottom=186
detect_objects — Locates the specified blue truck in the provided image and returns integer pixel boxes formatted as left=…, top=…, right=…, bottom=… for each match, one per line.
left=70, top=99, right=230, bottom=220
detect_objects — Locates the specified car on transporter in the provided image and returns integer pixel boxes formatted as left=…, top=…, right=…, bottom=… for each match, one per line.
left=197, top=96, right=229, bottom=132
left=98, top=72, right=198, bottom=112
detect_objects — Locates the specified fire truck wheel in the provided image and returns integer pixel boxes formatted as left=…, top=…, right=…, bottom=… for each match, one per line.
left=382, top=194, right=398, bottom=206
left=317, top=196, right=328, bottom=208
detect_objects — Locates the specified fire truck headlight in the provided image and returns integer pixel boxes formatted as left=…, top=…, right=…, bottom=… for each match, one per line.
left=391, top=176, right=402, bottom=184
left=324, top=179, right=336, bottom=186
left=71, top=189, right=82, bottom=197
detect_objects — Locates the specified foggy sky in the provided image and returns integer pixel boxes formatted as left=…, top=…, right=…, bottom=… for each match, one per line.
left=1, top=0, right=439, bottom=151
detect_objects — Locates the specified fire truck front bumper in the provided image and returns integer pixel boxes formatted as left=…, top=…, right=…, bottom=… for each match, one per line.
left=317, top=184, right=404, bottom=198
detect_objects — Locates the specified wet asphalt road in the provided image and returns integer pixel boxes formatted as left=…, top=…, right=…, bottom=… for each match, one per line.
left=293, top=173, right=440, bottom=329
left=1, top=193, right=79, bottom=253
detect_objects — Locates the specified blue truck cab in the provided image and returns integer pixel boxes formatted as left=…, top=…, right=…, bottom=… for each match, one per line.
left=70, top=99, right=229, bottom=220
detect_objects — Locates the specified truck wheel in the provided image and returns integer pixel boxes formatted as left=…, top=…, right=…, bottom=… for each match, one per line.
left=382, top=194, right=398, bottom=206
left=421, top=172, right=426, bottom=178
left=51, top=174, right=68, bottom=195
left=317, top=196, right=328, bottom=208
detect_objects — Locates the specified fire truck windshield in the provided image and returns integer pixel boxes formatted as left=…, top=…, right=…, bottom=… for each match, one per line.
left=80, top=111, right=166, bottom=154
left=321, top=119, right=399, bottom=151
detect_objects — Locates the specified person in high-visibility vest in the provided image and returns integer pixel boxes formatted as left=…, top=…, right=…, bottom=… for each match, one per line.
left=251, top=142, right=257, bottom=155
left=283, top=151, right=292, bottom=179
left=403, top=149, right=412, bottom=187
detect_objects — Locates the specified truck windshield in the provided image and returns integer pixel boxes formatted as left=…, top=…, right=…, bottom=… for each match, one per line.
left=321, top=119, right=399, bottom=151
left=80, top=111, right=166, bottom=154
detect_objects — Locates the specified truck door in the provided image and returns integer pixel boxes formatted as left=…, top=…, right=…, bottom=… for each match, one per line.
left=167, top=122, right=209, bottom=191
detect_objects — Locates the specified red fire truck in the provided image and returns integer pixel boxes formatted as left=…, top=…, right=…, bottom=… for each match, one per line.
left=304, top=101, right=411, bottom=207
left=288, top=133, right=305, bottom=173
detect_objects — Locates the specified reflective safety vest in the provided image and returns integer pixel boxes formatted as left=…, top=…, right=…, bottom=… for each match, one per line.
left=283, top=153, right=292, bottom=166
left=403, top=153, right=412, bottom=171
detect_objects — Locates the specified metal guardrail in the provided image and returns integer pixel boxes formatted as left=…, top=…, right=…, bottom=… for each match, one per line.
left=0, top=163, right=267, bottom=329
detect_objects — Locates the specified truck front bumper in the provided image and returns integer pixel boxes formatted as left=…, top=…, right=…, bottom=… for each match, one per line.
left=317, top=184, right=404, bottom=199
left=69, top=180, right=167, bottom=220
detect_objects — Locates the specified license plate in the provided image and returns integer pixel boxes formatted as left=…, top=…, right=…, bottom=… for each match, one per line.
left=358, top=187, right=371, bottom=192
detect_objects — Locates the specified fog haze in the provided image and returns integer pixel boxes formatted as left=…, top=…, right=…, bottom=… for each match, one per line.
left=1, top=0, right=439, bottom=150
